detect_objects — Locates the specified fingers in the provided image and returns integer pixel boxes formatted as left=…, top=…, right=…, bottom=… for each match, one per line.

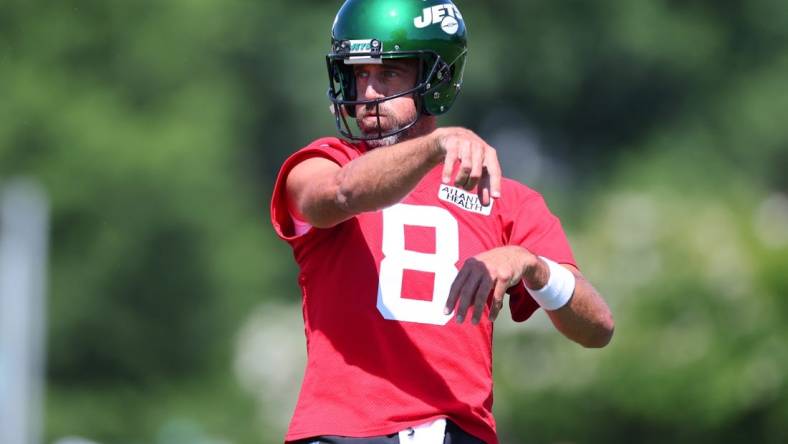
left=445, top=265, right=470, bottom=315
left=484, top=148, right=502, bottom=199
left=455, top=141, right=485, bottom=191
left=437, top=128, right=502, bottom=198
left=454, top=140, right=472, bottom=189
left=488, top=280, right=508, bottom=322
left=442, top=146, right=459, bottom=184
left=448, top=258, right=498, bottom=325
left=464, top=145, right=484, bottom=191
left=447, top=259, right=482, bottom=324
left=478, top=169, right=491, bottom=207
left=454, top=275, right=481, bottom=324
left=471, top=277, right=493, bottom=325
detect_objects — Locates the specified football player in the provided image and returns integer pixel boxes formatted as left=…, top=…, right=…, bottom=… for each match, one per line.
left=270, top=1, right=614, bottom=442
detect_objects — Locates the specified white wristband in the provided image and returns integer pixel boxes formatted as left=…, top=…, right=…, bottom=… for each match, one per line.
left=526, top=256, right=576, bottom=311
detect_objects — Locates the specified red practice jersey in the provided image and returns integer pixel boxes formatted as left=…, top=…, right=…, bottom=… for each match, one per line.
left=270, top=137, right=577, bottom=443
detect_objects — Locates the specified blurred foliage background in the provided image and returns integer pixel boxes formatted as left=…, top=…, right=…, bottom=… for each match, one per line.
left=1, top=0, right=787, bottom=443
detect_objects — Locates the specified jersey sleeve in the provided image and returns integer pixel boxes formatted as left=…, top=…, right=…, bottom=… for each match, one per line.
left=502, top=187, right=577, bottom=322
left=270, top=138, right=361, bottom=244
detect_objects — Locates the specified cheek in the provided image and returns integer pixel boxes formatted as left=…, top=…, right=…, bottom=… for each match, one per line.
left=388, top=96, right=418, bottom=117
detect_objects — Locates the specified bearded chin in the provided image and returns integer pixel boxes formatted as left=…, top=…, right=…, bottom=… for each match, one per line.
left=365, top=132, right=403, bottom=148
left=357, top=115, right=420, bottom=149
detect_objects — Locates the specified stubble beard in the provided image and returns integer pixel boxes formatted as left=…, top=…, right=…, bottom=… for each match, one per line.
left=357, top=104, right=425, bottom=149
left=360, top=117, right=433, bottom=149
left=364, top=130, right=406, bottom=149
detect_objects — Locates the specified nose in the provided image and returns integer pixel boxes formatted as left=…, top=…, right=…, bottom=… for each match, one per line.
left=362, top=81, right=385, bottom=101
left=359, top=73, right=387, bottom=101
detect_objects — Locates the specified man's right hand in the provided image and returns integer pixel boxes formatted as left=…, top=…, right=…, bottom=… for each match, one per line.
left=432, top=127, right=502, bottom=206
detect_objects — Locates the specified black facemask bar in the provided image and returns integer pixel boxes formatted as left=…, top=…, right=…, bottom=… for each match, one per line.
left=326, top=49, right=450, bottom=141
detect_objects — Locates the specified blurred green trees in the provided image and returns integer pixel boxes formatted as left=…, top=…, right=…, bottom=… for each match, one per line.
left=1, top=0, right=786, bottom=443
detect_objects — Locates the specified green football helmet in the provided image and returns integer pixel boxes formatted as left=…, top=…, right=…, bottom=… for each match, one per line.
left=327, top=0, right=468, bottom=141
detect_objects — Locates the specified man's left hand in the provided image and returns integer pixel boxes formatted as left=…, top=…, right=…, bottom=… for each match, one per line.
left=444, top=246, right=536, bottom=325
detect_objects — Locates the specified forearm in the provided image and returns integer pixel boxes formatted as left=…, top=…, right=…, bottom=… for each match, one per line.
left=523, top=256, right=614, bottom=348
left=290, top=126, right=499, bottom=228
left=335, top=132, right=441, bottom=213
left=545, top=277, right=614, bottom=348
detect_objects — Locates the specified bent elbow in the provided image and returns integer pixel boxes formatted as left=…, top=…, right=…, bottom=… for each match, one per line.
left=582, top=315, right=615, bottom=348
left=334, top=168, right=378, bottom=215
left=584, top=326, right=614, bottom=348
left=335, top=177, right=357, bottom=215
left=329, top=170, right=367, bottom=221
left=297, top=175, right=353, bottom=229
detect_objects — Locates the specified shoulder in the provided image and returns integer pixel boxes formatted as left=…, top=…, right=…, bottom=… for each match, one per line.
left=302, top=137, right=366, bottom=155
left=498, top=177, right=544, bottom=208
left=282, top=137, right=367, bottom=170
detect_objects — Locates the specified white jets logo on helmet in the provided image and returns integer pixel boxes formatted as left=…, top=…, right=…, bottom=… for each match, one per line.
left=413, top=4, right=463, bottom=35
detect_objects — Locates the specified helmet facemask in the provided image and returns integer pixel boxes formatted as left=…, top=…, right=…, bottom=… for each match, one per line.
left=327, top=42, right=455, bottom=142
left=327, top=0, right=468, bottom=142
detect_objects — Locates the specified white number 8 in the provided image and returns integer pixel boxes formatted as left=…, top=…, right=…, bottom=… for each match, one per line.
left=377, top=204, right=459, bottom=325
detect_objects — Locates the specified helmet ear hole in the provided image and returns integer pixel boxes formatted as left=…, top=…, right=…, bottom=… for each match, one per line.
left=427, top=60, right=452, bottom=91
left=436, top=63, right=452, bottom=84
left=419, top=57, right=454, bottom=116
left=420, top=55, right=449, bottom=85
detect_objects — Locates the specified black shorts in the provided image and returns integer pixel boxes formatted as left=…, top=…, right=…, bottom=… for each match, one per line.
left=291, top=419, right=486, bottom=444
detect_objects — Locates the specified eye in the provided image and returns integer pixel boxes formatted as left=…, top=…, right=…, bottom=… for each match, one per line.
left=355, top=69, right=370, bottom=79
left=383, top=70, right=399, bottom=78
